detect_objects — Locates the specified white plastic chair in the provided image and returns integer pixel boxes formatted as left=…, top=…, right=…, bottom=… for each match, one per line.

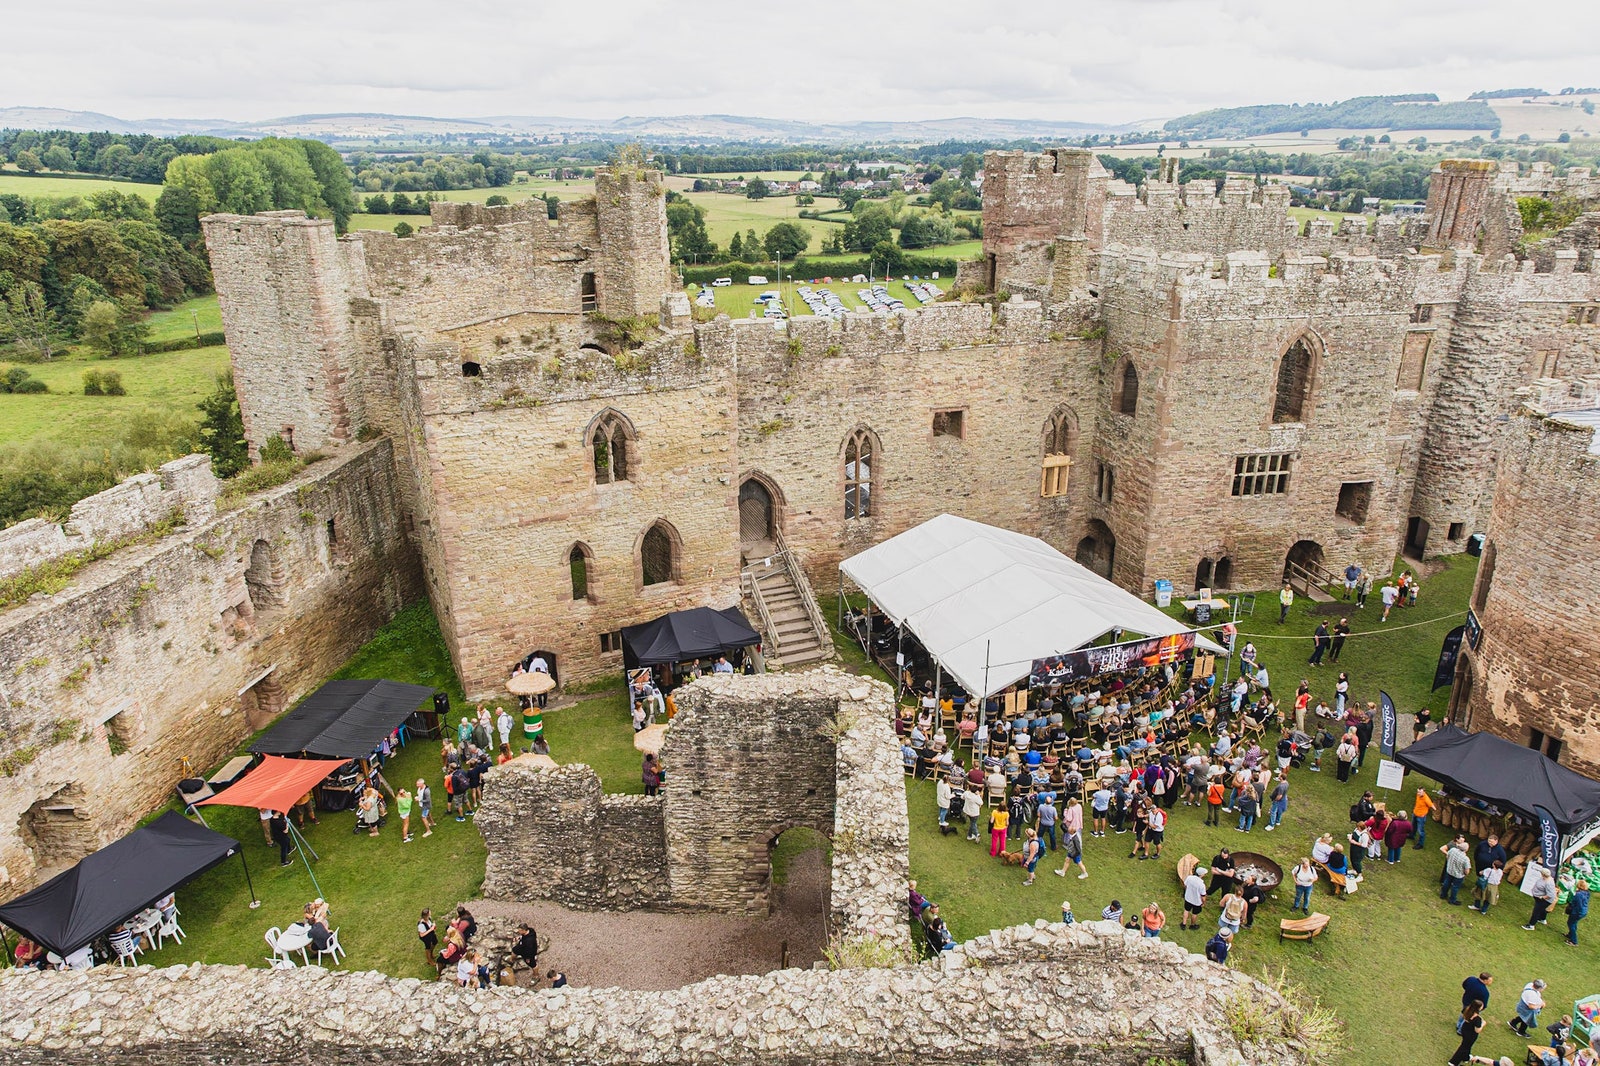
left=315, top=928, right=344, bottom=967
left=265, top=926, right=286, bottom=962
left=110, top=931, right=140, bottom=967
left=265, top=955, right=296, bottom=970
left=155, top=911, right=184, bottom=950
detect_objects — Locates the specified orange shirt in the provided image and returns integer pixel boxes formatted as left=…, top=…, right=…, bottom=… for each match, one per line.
left=1142, top=906, right=1165, bottom=931
left=1413, top=791, right=1436, bottom=818
left=1207, top=782, right=1225, bottom=805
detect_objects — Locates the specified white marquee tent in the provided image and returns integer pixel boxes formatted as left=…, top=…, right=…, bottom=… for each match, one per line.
left=839, top=514, right=1224, bottom=699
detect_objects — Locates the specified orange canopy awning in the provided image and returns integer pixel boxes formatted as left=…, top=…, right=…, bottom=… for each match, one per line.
left=196, top=755, right=349, bottom=814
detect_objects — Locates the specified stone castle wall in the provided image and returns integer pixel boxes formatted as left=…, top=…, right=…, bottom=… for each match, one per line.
left=1458, top=382, right=1600, bottom=776
left=0, top=922, right=1312, bottom=1066
left=0, top=456, right=217, bottom=581
left=0, top=442, right=422, bottom=892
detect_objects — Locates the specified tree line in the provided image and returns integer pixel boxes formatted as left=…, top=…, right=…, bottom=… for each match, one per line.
left=1, top=129, right=232, bottom=185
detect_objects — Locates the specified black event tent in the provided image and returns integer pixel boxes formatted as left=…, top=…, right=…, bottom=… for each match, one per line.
left=0, top=812, right=240, bottom=957
left=621, top=606, right=761, bottom=669
left=1396, top=725, right=1600, bottom=836
left=251, top=679, right=435, bottom=758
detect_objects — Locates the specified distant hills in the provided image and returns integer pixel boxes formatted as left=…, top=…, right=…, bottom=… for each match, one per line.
left=1162, top=96, right=1501, bottom=139
left=0, top=107, right=1129, bottom=144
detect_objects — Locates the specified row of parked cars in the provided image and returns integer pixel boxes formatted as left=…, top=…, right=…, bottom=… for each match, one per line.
left=907, top=282, right=943, bottom=304
left=795, top=286, right=848, bottom=319
left=855, top=285, right=906, bottom=313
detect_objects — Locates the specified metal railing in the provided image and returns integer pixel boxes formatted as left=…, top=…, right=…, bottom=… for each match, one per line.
left=773, top=529, right=832, bottom=654
left=741, top=567, right=780, bottom=658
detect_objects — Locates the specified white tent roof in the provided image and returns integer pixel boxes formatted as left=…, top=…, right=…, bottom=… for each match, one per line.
left=839, top=513, right=1223, bottom=699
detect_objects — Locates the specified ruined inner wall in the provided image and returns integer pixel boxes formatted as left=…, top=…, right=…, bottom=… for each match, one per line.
left=0, top=443, right=422, bottom=893
left=0, top=922, right=1312, bottom=1066
left=707, top=299, right=1104, bottom=591
left=979, top=148, right=1109, bottom=292
left=1102, top=177, right=1300, bottom=259
left=1460, top=387, right=1600, bottom=777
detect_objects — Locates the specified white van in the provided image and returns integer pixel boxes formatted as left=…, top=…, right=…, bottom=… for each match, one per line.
left=711, top=277, right=733, bottom=287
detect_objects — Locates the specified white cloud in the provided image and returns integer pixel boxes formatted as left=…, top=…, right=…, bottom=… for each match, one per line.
left=2, top=0, right=1593, bottom=125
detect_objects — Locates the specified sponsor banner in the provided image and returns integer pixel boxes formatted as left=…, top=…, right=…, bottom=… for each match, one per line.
left=1432, top=624, right=1466, bottom=691
left=1379, top=691, right=1398, bottom=756
left=1030, top=632, right=1197, bottom=687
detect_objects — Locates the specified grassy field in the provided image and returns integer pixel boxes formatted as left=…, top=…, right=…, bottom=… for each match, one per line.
left=690, top=277, right=950, bottom=320
left=837, top=554, right=1600, bottom=1066
left=0, top=347, right=227, bottom=447
left=1288, top=205, right=1359, bottom=229
left=0, top=171, right=163, bottom=200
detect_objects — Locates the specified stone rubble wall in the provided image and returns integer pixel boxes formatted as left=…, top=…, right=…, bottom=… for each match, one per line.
left=828, top=675, right=910, bottom=949
left=475, top=761, right=670, bottom=910
left=0, top=442, right=422, bottom=893
left=0, top=923, right=1310, bottom=1066
left=0, top=456, right=218, bottom=582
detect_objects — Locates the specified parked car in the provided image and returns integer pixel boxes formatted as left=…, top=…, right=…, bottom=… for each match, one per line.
left=747, top=275, right=768, bottom=285
left=712, top=277, right=733, bottom=287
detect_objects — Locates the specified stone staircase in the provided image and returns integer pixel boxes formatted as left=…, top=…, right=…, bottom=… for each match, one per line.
left=743, top=550, right=833, bottom=670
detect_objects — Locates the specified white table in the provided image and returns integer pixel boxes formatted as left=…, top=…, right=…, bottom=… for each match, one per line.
left=275, top=923, right=312, bottom=964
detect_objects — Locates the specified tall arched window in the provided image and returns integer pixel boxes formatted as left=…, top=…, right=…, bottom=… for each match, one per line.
left=587, top=409, right=635, bottom=485
left=1041, top=405, right=1077, bottom=498
left=1273, top=337, right=1317, bottom=423
left=568, top=542, right=593, bottom=602
left=640, top=521, right=680, bottom=587
left=844, top=428, right=875, bottom=520
left=1116, top=361, right=1139, bottom=416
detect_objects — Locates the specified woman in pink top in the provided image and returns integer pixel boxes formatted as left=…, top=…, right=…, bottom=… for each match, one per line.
left=1063, top=796, right=1084, bottom=837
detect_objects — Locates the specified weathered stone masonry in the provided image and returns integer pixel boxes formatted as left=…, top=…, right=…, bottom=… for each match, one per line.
left=0, top=442, right=422, bottom=890
left=0, top=922, right=1314, bottom=1066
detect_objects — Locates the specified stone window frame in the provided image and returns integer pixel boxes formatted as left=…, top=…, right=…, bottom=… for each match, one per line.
left=931, top=408, right=966, bottom=440
left=1092, top=458, right=1114, bottom=505
left=1111, top=358, right=1139, bottom=417
left=586, top=408, right=638, bottom=487
left=1040, top=404, right=1078, bottom=498
left=598, top=629, right=624, bottom=655
left=1231, top=452, right=1293, bottom=497
left=580, top=271, right=599, bottom=313
left=1269, top=331, right=1323, bottom=426
left=1334, top=481, right=1373, bottom=525
left=637, top=519, right=684, bottom=590
left=568, top=541, right=595, bottom=603
left=842, top=426, right=879, bottom=521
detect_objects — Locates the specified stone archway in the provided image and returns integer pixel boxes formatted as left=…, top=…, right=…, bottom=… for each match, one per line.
left=739, top=478, right=775, bottom=549
left=1076, top=519, right=1115, bottom=580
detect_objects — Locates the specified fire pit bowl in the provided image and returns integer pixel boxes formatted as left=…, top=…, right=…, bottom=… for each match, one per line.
left=1229, top=851, right=1283, bottom=889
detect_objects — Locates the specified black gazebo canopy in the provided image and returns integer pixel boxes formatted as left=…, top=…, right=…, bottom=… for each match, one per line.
left=621, top=606, right=760, bottom=669
left=1396, top=725, right=1600, bottom=835
left=251, top=678, right=434, bottom=758
left=0, top=812, right=239, bottom=957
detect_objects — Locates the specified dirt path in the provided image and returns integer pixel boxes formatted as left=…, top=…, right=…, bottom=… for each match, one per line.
left=471, top=847, right=829, bottom=990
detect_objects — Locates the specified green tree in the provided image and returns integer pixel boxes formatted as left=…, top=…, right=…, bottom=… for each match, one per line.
left=298, top=139, right=357, bottom=231
left=838, top=188, right=863, bottom=210
left=485, top=194, right=510, bottom=207
left=154, top=185, right=202, bottom=241
left=959, top=153, right=980, bottom=181
left=197, top=370, right=248, bottom=477
left=364, top=193, right=391, bottom=215
left=14, top=149, right=41, bottom=174
left=728, top=231, right=744, bottom=259
left=763, top=221, right=810, bottom=259
left=393, top=221, right=414, bottom=237
left=745, top=178, right=769, bottom=199
left=41, top=145, right=75, bottom=172
left=842, top=205, right=893, bottom=252
left=81, top=300, right=121, bottom=354
left=0, top=281, right=57, bottom=359
left=673, top=213, right=716, bottom=262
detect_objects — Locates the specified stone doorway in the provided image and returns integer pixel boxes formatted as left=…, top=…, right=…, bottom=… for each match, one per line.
left=761, top=825, right=831, bottom=920
left=1075, top=519, right=1115, bottom=580
left=240, top=668, right=287, bottom=731
left=1405, top=516, right=1430, bottom=559
left=738, top=474, right=783, bottom=560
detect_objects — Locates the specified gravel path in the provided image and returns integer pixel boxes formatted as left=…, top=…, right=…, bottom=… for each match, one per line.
left=471, top=846, right=829, bottom=990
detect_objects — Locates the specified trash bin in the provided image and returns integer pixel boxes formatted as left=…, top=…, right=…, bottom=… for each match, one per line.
left=1466, top=533, right=1484, bottom=557
left=1153, top=579, right=1173, bottom=608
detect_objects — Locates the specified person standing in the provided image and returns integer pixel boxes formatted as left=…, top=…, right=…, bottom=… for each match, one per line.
left=642, top=753, right=662, bottom=797
left=417, top=909, right=438, bottom=967
left=1240, top=871, right=1265, bottom=928
left=1565, top=881, right=1590, bottom=946
left=1343, top=563, right=1361, bottom=600
left=1021, top=828, right=1042, bottom=886
left=529, top=652, right=551, bottom=708
left=396, top=786, right=414, bottom=843
left=1384, top=811, right=1413, bottom=864
left=1440, top=839, right=1472, bottom=905
left=1144, top=804, right=1167, bottom=859
left=1290, top=857, right=1316, bottom=914
left=1205, top=775, right=1225, bottom=826
left=1380, top=581, right=1399, bottom=621
left=1235, top=783, right=1258, bottom=833
left=1462, top=972, right=1494, bottom=1012
left=1450, top=1000, right=1486, bottom=1066
left=1308, top=621, right=1330, bottom=666
left=1140, top=901, right=1166, bottom=939
left=1278, top=582, right=1295, bottom=624
left=1265, top=773, right=1290, bottom=831
left=496, top=707, right=513, bottom=750
left=989, top=800, right=1010, bottom=857
left=1474, top=861, right=1504, bottom=915
left=1336, top=733, right=1358, bottom=782
left=1511, top=979, right=1547, bottom=1037
left=414, top=778, right=435, bottom=838
left=1355, top=570, right=1372, bottom=609
left=1347, top=823, right=1370, bottom=880
left=1329, top=618, right=1351, bottom=663
left=1181, top=864, right=1208, bottom=929
left=936, top=776, right=952, bottom=829
left=1412, top=787, right=1436, bottom=849
left=962, top=786, right=983, bottom=842
left=1054, top=825, right=1089, bottom=879
left=1036, top=792, right=1058, bottom=851
left=268, top=810, right=292, bottom=867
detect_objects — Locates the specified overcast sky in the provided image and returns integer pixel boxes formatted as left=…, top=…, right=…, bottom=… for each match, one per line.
left=5, top=0, right=1595, bottom=125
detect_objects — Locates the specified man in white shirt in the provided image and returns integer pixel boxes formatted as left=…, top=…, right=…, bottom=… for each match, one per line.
left=496, top=707, right=513, bottom=749
left=1181, top=865, right=1208, bottom=929
left=529, top=654, right=550, bottom=708
left=1380, top=582, right=1400, bottom=621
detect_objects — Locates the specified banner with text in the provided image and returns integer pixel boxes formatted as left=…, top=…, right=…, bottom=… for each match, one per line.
left=1534, top=805, right=1562, bottom=871
left=1030, top=632, right=1197, bottom=687
left=1379, top=691, right=1398, bottom=757
left=1432, top=625, right=1466, bottom=692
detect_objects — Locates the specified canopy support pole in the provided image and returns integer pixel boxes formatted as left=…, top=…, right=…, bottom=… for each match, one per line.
left=895, top=627, right=905, bottom=697
left=980, top=641, right=991, bottom=734
left=288, top=821, right=326, bottom=900
left=237, top=848, right=261, bottom=910
left=933, top=663, right=941, bottom=703
left=837, top=573, right=844, bottom=630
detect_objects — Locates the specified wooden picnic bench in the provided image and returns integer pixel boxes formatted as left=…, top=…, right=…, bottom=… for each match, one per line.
left=1312, top=859, right=1348, bottom=896
left=1279, top=913, right=1331, bottom=942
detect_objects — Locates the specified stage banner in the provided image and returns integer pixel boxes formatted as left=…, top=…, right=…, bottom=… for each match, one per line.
left=1464, top=609, right=1483, bottom=650
left=1378, top=691, right=1398, bottom=756
left=1030, top=632, right=1197, bottom=687
left=1534, top=805, right=1562, bottom=871
left=1432, top=625, right=1466, bottom=691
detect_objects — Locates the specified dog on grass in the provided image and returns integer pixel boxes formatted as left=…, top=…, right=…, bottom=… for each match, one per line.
left=998, top=849, right=1026, bottom=867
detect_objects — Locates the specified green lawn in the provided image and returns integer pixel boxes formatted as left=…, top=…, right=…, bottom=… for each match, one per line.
left=144, top=295, right=224, bottom=343
left=1289, top=205, right=1360, bottom=229
left=154, top=600, right=640, bottom=978
left=842, top=555, right=1599, bottom=1066
left=0, top=171, right=163, bottom=200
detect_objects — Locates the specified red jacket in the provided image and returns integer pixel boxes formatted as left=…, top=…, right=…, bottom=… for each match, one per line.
left=1383, top=817, right=1413, bottom=849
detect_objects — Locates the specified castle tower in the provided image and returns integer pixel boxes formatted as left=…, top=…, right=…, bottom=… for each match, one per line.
left=202, top=211, right=366, bottom=456
left=593, top=165, right=674, bottom=318
left=1423, top=159, right=1499, bottom=251
left=1454, top=379, right=1600, bottom=777
left=978, top=148, right=1107, bottom=295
